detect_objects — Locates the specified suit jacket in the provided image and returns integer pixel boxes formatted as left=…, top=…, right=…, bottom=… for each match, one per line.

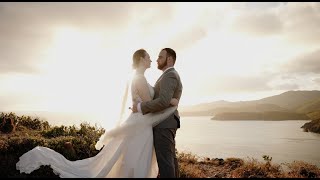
left=141, top=67, right=183, bottom=128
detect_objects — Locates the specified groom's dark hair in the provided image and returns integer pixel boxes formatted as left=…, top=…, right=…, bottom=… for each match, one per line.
left=162, top=48, right=176, bottom=65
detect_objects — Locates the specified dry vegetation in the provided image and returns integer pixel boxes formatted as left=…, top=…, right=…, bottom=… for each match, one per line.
left=1, top=112, right=320, bottom=178
left=178, top=152, right=320, bottom=178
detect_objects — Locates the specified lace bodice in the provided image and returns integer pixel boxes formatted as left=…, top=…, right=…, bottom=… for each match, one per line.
left=131, top=75, right=154, bottom=103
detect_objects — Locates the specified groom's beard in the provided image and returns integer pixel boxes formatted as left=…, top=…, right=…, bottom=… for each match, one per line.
left=157, top=59, right=167, bottom=70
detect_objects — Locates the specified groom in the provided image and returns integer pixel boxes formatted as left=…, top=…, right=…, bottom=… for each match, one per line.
left=132, top=48, right=183, bottom=178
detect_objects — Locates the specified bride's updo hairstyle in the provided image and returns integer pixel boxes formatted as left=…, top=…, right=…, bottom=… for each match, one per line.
left=132, top=49, right=147, bottom=70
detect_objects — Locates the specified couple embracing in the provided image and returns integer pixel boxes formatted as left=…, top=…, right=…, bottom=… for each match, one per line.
left=16, top=48, right=183, bottom=178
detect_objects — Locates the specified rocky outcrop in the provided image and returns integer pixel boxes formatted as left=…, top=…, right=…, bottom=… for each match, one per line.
left=301, top=119, right=320, bottom=134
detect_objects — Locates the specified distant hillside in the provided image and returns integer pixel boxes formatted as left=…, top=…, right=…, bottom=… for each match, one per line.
left=256, top=90, right=320, bottom=110
left=212, top=111, right=310, bottom=121
left=180, top=102, right=289, bottom=116
left=211, top=103, right=289, bottom=114
left=306, top=111, right=320, bottom=120
left=180, top=100, right=232, bottom=113
left=296, top=98, right=320, bottom=114
left=294, top=98, right=320, bottom=130
left=179, top=110, right=215, bottom=117
left=180, top=90, right=320, bottom=118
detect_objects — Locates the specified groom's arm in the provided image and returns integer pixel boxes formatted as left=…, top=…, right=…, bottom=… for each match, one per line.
left=139, top=73, right=177, bottom=115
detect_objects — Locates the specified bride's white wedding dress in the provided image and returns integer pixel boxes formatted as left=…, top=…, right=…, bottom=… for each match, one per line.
left=16, top=82, right=177, bottom=178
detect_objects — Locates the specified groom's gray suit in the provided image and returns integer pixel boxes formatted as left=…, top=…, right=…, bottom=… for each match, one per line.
left=140, top=67, right=183, bottom=178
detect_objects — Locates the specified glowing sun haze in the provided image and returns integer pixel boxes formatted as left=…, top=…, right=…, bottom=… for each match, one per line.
left=1, top=2, right=320, bottom=117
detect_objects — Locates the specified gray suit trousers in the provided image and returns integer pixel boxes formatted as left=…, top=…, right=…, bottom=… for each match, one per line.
left=153, top=128, right=180, bottom=178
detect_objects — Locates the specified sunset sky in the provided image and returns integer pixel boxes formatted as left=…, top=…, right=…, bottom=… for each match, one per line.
left=1, top=2, right=320, bottom=117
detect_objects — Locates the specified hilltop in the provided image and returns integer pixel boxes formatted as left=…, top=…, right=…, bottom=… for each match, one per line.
left=180, top=90, right=320, bottom=118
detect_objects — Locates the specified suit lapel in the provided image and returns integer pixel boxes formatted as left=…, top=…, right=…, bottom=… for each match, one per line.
left=155, top=68, right=175, bottom=85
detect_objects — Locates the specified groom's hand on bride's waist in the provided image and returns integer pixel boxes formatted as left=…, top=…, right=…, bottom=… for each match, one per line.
left=131, top=102, right=138, bottom=113
left=131, top=102, right=142, bottom=113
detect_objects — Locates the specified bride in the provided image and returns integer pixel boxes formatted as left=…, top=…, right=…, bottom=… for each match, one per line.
left=16, top=49, right=179, bottom=178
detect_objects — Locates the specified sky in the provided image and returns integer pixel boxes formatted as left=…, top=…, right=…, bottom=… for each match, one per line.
left=1, top=2, right=320, bottom=118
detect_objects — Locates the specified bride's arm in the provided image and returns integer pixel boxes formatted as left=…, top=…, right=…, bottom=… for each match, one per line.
left=135, top=77, right=178, bottom=106
left=133, top=76, right=178, bottom=112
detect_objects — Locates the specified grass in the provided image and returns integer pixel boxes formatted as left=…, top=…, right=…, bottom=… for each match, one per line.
left=177, top=152, right=320, bottom=178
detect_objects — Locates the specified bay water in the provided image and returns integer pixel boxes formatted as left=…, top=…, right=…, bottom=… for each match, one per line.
left=176, top=116, right=320, bottom=167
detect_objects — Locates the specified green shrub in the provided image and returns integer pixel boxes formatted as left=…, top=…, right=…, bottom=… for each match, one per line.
left=17, top=116, right=43, bottom=131
left=0, top=112, right=16, bottom=133
left=41, top=125, right=69, bottom=138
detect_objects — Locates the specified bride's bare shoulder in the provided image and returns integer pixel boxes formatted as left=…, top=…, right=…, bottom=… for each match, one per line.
left=132, top=74, right=147, bottom=85
left=133, top=74, right=146, bottom=80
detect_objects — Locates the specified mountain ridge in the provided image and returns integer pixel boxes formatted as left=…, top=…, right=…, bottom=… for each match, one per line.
left=180, top=90, right=320, bottom=120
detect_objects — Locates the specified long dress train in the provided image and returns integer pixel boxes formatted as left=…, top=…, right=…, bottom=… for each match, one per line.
left=16, top=83, right=177, bottom=178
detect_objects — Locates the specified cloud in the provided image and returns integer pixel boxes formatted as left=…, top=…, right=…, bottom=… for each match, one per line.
left=123, top=3, right=176, bottom=41
left=231, top=11, right=283, bottom=36
left=0, top=2, right=135, bottom=29
left=196, top=71, right=307, bottom=96
left=228, top=2, right=320, bottom=45
left=270, top=83, right=300, bottom=90
left=313, top=78, right=320, bottom=85
left=243, top=2, right=286, bottom=9
left=0, top=92, right=43, bottom=111
left=164, top=27, right=207, bottom=50
left=0, top=2, right=175, bottom=75
left=0, top=30, right=51, bottom=74
left=266, top=73, right=320, bottom=92
left=131, top=3, right=175, bottom=28
left=279, top=2, right=320, bottom=44
left=0, top=3, right=130, bottom=74
left=282, top=49, right=320, bottom=74
left=197, top=75, right=274, bottom=95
